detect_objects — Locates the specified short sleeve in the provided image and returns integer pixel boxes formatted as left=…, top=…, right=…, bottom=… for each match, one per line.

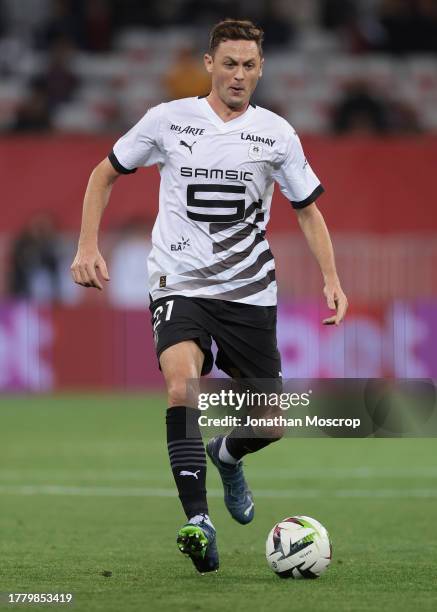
left=272, top=125, right=324, bottom=209
left=109, top=104, right=165, bottom=174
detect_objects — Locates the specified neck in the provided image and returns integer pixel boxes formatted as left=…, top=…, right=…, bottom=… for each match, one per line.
left=206, top=90, right=249, bottom=122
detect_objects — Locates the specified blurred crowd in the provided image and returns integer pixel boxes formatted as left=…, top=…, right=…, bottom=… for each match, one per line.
left=1, top=0, right=435, bottom=307
left=5, top=212, right=152, bottom=308
left=2, top=0, right=437, bottom=54
left=0, top=0, right=436, bottom=134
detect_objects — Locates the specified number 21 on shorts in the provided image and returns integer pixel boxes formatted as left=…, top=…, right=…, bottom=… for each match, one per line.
left=152, top=299, right=174, bottom=337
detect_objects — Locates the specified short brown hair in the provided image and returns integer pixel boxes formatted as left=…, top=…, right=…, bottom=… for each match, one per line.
left=208, top=19, right=264, bottom=56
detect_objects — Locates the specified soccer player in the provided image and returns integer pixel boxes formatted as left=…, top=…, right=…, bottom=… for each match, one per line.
left=71, top=19, right=348, bottom=574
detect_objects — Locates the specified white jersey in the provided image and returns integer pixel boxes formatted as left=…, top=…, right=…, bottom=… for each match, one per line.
left=110, top=96, right=323, bottom=306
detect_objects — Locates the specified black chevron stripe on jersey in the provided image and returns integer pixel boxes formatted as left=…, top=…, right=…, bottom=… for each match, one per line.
left=212, top=203, right=265, bottom=254
left=183, top=232, right=266, bottom=279
left=209, top=199, right=263, bottom=235
left=254, top=211, right=265, bottom=225
left=213, top=224, right=253, bottom=254
left=167, top=247, right=274, bottom=291
left=230, top=247, right=274, bottom=280
left=244, top=198, right=263, bottom=219
left=209, top=268, right=276, bottom=301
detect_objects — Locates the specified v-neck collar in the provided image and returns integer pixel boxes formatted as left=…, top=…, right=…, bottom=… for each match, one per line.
left=198, top=96, right=256, bottom=131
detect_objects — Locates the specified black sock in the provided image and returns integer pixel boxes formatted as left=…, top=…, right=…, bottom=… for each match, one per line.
left=225, top=424, right=279, bottom=461
left=166, top=406, right=208, bottom=519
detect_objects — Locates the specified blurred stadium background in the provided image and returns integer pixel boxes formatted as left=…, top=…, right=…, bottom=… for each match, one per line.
left=0, top=0, right=436, bottom=391
left=1, top=3, right=437, bottom=610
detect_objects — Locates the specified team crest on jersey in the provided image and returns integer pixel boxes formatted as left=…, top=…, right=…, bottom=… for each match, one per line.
left=248, top=143, right=263, bottom=161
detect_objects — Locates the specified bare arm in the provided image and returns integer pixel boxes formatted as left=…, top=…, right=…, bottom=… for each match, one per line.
left=295, top=202, right=348, bottom=325
left=71, top=158, right=120, bottom=290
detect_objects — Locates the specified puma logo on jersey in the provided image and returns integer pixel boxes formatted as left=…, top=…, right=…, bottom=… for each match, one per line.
left=180, top=140, right=196, bottom=154
left=179, top=469, right=200, bottom=479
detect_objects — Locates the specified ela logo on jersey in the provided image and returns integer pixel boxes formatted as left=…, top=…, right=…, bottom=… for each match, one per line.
left=171, top=236, right=190, bottom=251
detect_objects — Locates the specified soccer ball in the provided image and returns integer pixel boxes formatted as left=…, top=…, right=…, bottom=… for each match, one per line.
left=266, top=515, right=332, bottom=579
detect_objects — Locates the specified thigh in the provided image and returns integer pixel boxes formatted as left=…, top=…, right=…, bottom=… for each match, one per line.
left=159, top=340, right=205, bottom=407
left=159, top=340, right=205, bottom=379
left=149, top=295, right=214, bottom=376
left=213, top=302, right=282, bottom=380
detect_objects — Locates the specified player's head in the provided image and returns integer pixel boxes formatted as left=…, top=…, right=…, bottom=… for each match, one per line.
left=204, top=19, right=264, bottom=110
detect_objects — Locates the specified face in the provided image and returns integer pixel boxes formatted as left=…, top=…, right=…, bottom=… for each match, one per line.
left=204, top=39, right=263, bottom=110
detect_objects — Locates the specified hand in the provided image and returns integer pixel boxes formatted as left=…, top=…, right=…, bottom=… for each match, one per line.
left=322, top=281, right=348, bottom=326
left=70, top=247, right=110, bottom=291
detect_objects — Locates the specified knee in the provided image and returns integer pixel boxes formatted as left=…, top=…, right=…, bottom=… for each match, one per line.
left=167, top=380, right=187, bottom=406
left=167, top=378, right=198, bottom=408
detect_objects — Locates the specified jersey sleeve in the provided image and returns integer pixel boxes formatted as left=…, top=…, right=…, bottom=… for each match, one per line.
left=109, top=104, right=165, bottom=174
left=272, top=125, right=324, bottom=209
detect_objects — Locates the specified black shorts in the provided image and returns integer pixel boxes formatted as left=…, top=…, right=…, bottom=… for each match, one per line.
left=149, top=295, right=281, bottom=379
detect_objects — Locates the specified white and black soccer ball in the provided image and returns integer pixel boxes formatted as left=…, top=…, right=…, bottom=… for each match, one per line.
left=266, top=515, right=332, bottom=579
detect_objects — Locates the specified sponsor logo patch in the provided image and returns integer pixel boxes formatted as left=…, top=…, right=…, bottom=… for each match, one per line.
left=171, top=124, right=205, bottom=136
left=171, top=236, right=190, bottom=251
left=241, top=132, right=275, bottom=147
left=179, top=140, right=196, bottom=154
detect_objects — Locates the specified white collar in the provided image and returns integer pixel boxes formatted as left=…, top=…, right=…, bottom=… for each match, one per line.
left=197, top=96, right=256, bottom=131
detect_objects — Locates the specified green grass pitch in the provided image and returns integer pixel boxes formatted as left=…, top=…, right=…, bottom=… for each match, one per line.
left=1, top=394, right=436, bottom=611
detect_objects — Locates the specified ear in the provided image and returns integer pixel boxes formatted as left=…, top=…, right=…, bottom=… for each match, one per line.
left=204, top=53, right=213, bottom=74
left=259, top=56, right=264, bottom=78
